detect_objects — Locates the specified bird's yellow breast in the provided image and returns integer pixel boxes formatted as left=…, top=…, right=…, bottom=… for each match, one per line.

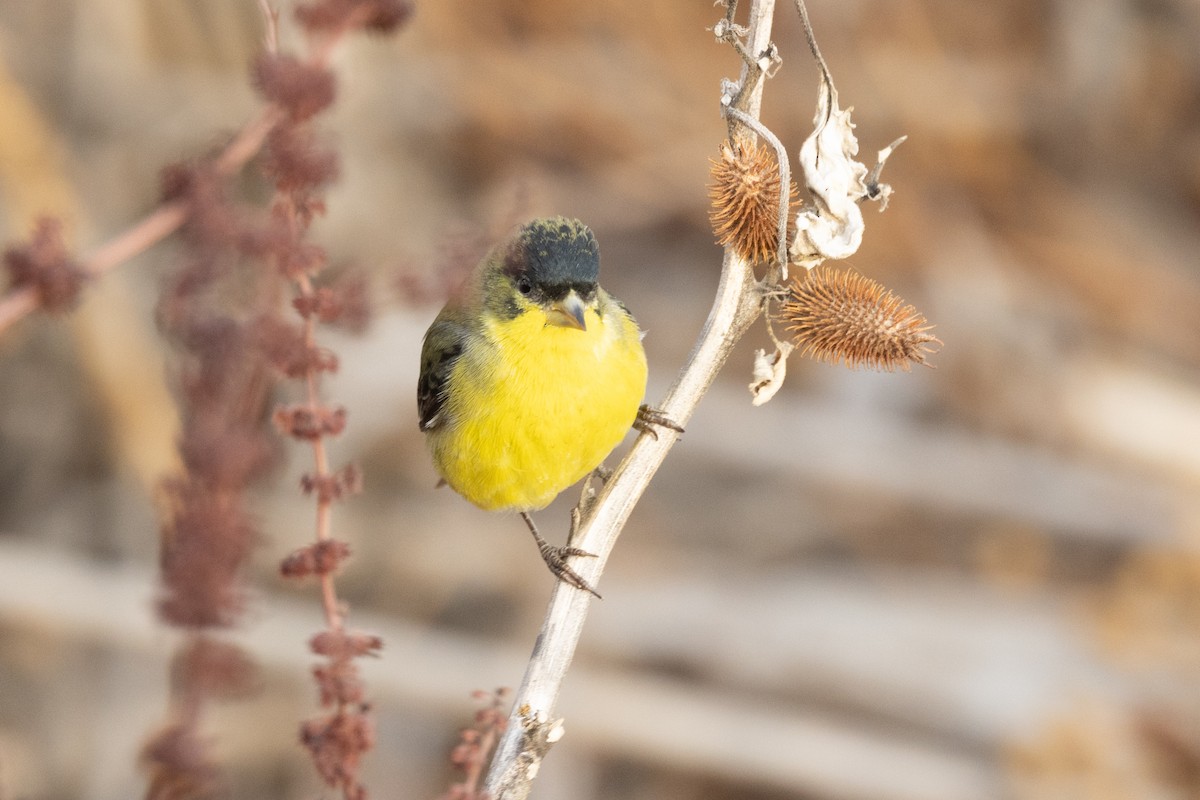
left=427, top=297, right=647, bottom=512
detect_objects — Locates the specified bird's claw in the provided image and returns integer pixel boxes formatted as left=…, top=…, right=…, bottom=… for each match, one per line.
left=634, top=404, right=685, bottom=440
left=522, top=511, right=602, bottom=598
left=539, top=543, right=602, bottom=598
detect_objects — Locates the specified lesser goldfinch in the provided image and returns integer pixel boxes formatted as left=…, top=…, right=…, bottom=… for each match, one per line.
left=418, top=217, right=655, bottom=594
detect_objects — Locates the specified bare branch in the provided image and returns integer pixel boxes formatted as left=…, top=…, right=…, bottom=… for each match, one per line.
left=480, top=2, right=778, bottom=797
left=792, top=0, right=834, bottom=128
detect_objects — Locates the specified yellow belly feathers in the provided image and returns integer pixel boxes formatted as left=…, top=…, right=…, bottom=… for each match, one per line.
left=427, top=298, right=647, bottom=512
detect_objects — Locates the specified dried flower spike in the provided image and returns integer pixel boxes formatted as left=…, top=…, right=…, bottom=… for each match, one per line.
left=708, top=140, right=796, bottom=264
left=782, top=266, right=941, bottom=371
left=252, top=54, right=336, bottom=122
left=3, top=218, right=86, bottom=313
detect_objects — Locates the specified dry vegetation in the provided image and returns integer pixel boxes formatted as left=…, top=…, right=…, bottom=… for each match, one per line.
left=1, top=0, right=1199, bottom=799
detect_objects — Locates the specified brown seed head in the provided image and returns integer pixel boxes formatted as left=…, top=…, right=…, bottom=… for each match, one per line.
left=782, top=266, right=941, bottom=371
left=708, top=140, right=796, bottom=264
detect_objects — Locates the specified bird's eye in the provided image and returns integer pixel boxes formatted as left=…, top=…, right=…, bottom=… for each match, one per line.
left=516, top=278, right=533, bottom=296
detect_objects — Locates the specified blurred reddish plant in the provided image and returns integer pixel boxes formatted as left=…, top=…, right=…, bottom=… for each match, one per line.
left=0, top=0, right=410, bottom=339
left=255, top=4, right=404, bottom=799
left=439, top=689, right=511, bottom=800
left=1, top=218, right=85, bottom=314
left=140, top=2, right=409, bottom=798
left=144, top=150, right=281, bottom=798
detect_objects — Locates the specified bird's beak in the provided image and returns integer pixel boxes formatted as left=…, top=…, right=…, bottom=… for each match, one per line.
left=546, top=289, right=588, bottom=331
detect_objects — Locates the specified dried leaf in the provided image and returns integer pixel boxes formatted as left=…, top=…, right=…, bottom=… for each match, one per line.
left=749, top=343, right=793, bottom=405
left=790, top=80, right=903, bottom=270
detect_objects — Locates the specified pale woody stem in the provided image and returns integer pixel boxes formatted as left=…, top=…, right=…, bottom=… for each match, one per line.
left=480, top=1, right=777, bottom=796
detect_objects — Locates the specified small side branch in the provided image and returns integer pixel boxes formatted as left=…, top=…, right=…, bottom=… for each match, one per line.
left=792, top=0, right=834, bottom=128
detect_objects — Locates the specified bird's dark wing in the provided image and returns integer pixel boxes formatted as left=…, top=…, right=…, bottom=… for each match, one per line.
left=417, top=318, right=468, bottom=432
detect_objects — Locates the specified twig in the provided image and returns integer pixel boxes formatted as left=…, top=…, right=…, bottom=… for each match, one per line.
left=295, top=273, right=345, bottom=633
left=260, top=0, right=280, bottom=53
left=792, top=0, right=830, bottom=102
left=0, top=115, right=267, bottom=340
left=0, top=286, right=37, bottom=334
left=480, top=2, right=777, bottom=797
left=0, top=3, right=364, bottom=340
left=0, top=202, right=191, bottom=335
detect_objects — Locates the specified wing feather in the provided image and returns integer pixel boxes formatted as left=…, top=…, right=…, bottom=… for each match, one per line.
left=417, top=318, right=468, bottom=432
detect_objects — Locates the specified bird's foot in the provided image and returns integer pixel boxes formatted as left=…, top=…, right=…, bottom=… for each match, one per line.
left=634, top=404, right=685, bottom=440
left=539, top=543, right=601, bottom=598
left=521, top=512, right=602, bottom=598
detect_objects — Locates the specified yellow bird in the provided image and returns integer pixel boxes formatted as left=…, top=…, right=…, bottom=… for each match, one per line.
left=419, top=217, right=666, bottom=595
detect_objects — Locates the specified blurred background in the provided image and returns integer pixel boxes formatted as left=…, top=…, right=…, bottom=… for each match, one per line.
left=2, top=0, right=1200, bottom=798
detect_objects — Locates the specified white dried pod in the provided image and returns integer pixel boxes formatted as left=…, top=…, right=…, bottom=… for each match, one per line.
left=790, top=82, right=903, bottom=270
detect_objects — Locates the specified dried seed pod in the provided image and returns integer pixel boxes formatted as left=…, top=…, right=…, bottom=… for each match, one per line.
left=782, top=266, right=941, bottom=371
left=708, top=140, right=796, bottom=264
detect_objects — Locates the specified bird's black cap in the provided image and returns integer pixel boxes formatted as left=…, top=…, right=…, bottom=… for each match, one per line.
left=504, top=217, right=600, bottom=293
